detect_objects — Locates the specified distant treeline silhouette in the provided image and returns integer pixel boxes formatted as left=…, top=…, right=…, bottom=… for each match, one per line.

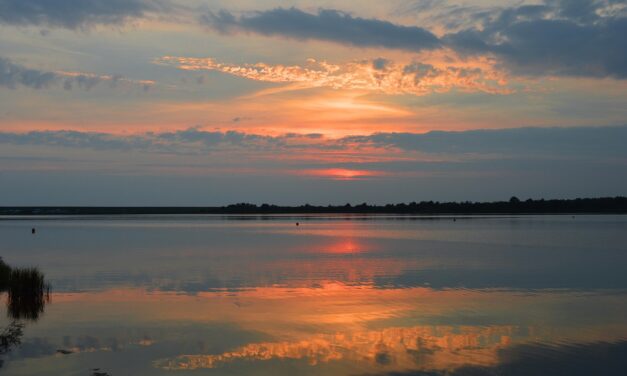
left=1, top=196, right=626, bottom=215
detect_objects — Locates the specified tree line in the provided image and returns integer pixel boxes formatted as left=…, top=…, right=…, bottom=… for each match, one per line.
left=1, top=196, right=626, bottom=215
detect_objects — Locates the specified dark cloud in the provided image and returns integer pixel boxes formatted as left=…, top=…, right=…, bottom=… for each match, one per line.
left=0, top=130, right=151, bottom=150
left=444, top=0, right=627, bottom=78
left=201, top=7, right=441, bottom=51
left=372, top=58, right=390, bottom=70
left=157, top=128, right=278, bottom=149
left=0, top=128, right=285, bottom=153
left=0, top=57, right=57, bottom=89
left=342, top=126, right=627, bottom=157
left=0, top=56, right=153, bottom=90
left=0, top=0, right=167, bottom=29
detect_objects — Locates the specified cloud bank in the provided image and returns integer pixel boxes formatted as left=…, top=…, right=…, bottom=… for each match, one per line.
left=343, top=125, right=627, bottom=157
left=2, top=125, right=626, bottom=205
left=2, top=125, right=625, bottom=158
left=200, top=1, right=627, bottom=79
left=2, top=1, right=624, bottom=79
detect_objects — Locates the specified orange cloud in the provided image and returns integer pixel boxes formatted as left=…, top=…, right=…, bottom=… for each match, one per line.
left=156, top=56, right=512, bottom=96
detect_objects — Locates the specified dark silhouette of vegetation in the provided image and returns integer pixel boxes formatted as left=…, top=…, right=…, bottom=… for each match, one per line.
left=0, top=259, right=50, bottom=322
left=7, top=268, right=50, bottom=321
left=1, top=196, right=626, bottom=215
left=0, top=321, right=24, bottom=368
left=0, top=321, right=23, bottom=355
left=0, top=260, right=11, bottom=290
left=0, top=258, right=51, bottom=368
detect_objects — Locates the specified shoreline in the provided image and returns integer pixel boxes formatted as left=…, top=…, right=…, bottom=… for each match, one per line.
left=1, top=197, right=626, bottom=216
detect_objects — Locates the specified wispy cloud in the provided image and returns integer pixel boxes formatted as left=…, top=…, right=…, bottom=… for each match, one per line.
left=0, top=56, right=155, bottom=90
left=155, top=56, right=511, bottom=95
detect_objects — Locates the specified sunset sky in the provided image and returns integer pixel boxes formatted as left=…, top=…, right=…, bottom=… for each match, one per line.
left=1, top=0, right=626, bottom=205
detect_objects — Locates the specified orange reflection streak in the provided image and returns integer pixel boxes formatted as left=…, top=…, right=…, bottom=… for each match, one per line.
left=297, top=223, right=373, bottom=254
left=47, top=285, right=486, bottom=327
left=297, top=168, right=387, bottom=180
left=323, top=239, right=361, bottom=254
left=48, top=286, right=627, bottom=333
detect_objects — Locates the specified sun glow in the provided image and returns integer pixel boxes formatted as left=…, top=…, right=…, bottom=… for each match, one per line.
left=301, top=168, right=386, bottom=180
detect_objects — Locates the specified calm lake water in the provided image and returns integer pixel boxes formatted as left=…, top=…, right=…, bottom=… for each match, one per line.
left=1, top=215, right=626, bottom=375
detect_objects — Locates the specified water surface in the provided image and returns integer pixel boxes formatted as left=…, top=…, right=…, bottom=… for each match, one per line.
left=1, top=215, right=626, bottom=375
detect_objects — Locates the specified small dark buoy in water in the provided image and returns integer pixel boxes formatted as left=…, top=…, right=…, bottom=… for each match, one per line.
left=31, top=228, right=36, bottom=234
left=296, top=222, right=299, bottom=226
left=453, top=218, right=456, bottom=222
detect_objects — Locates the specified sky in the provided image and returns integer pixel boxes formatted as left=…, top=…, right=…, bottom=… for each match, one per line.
left=0, top=0, right=626, bottom=205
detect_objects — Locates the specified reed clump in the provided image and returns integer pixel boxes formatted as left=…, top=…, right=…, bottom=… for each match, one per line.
left=0, top=258, right=51, bottom=321
left=0, top=259, right=11, bottom=290
left=7, top=267, right=50, bottom=321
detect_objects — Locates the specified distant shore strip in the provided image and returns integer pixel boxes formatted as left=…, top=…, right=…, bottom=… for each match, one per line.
left=1, top=197, right=626, bottom=215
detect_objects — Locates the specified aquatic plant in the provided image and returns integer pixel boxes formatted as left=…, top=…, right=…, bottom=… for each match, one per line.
left=0, top=321, right=23, bottom=355
left=7, top=267, right=51, bottom=321
left=0, top=259, right=11, bottom=291
left=0, top=260, right=51, bottom=368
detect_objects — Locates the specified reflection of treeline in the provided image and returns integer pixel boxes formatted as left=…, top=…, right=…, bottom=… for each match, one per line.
left=1, top=196, right=626, bottom=215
